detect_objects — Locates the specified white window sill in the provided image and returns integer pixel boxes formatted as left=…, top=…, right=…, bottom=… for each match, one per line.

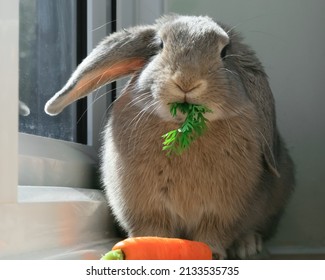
left=18, top=185, right=105, bottom=203
left=0, top=186, right=120, bottom=260
left=19, top=133, right=98, bottom=188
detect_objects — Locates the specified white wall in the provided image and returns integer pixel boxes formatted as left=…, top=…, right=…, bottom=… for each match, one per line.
left=164, top=0, right=325, bottom=250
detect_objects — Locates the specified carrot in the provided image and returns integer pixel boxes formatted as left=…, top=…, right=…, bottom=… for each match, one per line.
left=100, top=237, right=212, bottom=260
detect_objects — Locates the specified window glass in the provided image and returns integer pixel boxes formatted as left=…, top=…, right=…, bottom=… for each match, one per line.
left=19, top=0, right=77, bottom=142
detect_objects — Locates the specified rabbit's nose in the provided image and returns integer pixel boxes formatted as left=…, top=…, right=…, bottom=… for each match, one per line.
left=173, top=80, right=203, bottom=94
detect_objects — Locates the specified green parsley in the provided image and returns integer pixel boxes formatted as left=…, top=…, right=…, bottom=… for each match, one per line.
left=162, top=103, right=212, bottom=155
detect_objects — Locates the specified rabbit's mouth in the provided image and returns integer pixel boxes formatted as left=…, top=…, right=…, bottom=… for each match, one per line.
left=167, top=101, right=189, bottom=106
left=165, top=95, right=204, bottom=107
left=158, top=101, right=210, bottom=124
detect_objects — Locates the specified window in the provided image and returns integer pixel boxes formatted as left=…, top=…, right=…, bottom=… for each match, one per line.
left=18, top=0, right=115, bottom=188
left=19, top=0, right=78, bottom=142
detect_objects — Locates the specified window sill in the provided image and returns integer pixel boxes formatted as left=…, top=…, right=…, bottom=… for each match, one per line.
left=0, top=186, right=119, bottom=259
left=18, top=185, right=106, bottom=203
left=19, top=133, right=98, bottom=188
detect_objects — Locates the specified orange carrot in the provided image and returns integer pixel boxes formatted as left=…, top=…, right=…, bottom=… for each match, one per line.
left=100, top=237, right=212, bottom=260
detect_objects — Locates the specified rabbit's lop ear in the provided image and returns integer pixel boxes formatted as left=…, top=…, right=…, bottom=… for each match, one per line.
left=229, top=36, right=281, bottom=178
left=247, top=73, right=281, bottom=178
left=45, top=26, right=157, bottom=116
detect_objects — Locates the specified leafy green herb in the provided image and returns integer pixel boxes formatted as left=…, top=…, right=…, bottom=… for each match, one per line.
left=162, top=103, right=212, bottom=155
left=100, top=249, right=124, bottom=260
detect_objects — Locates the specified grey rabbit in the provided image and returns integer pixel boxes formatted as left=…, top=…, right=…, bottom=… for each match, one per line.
left=45, top=15, right=294, bottom=259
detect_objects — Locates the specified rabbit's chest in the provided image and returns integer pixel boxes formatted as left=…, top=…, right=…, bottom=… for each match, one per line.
left=129, top=120, right=263, bottom=223
left=111, top=108, right=262, bottom=223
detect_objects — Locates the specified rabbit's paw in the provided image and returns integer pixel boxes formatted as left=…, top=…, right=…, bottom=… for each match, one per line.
left=208, top=243, right=227, bottom=260
left=229, top=232, right=263, bottom=259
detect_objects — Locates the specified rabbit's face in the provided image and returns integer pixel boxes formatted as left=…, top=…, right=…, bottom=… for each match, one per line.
left=135, top=16, right=246, bottom=122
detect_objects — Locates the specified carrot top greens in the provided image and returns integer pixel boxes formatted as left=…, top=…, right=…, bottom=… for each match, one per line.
left=162, top=103, right=212, bottom=155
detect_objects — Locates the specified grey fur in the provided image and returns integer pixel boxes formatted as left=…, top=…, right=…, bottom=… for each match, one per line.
left=45, top=15, right=294, bottom=259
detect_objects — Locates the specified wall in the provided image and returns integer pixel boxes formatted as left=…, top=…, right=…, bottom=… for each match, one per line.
left=164, top=0, right=325, bottom=250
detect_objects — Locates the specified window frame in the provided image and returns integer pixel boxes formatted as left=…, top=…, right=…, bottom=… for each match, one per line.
left=0, top=0, right=19, bottom=204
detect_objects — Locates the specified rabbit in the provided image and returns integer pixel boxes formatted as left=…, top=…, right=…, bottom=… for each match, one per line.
left=44, top=14, right=295, bottom=259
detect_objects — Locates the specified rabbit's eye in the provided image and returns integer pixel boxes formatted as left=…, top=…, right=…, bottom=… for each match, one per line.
left=159, top=39, right=164, bottom=49
left=220, top=44, right=229, bottom=59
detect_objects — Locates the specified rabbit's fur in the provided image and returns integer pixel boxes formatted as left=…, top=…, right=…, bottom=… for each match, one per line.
left=45, top=15, right=294, bottom=259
